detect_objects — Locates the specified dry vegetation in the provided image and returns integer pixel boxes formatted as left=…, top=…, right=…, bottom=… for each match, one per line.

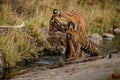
left=0, top=0, right=120, bottom=67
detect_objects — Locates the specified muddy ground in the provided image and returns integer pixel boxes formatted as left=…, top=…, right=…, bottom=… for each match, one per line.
left=11, top=51, right=120, bottom=80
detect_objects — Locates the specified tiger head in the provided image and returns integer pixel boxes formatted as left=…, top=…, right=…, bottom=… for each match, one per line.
left=49, top=9, right=70, bottom=32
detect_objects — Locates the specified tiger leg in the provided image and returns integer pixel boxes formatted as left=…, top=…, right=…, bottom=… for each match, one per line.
left=79, top=50, right=85, bottom=58
left=75, top=42, right=81, bottom=59
left=69, top=40, right=75, bottom=60
left=75, top=43, right=85, bottom=59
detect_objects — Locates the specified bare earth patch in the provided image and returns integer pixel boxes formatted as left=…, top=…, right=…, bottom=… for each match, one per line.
left=11, top=52, right=120, bottom=80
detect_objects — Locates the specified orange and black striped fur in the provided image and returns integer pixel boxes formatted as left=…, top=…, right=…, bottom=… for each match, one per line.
left=66, top=22, right=101, bottom=60
left=49, top=9, right=88, bottom=35
left=49, top=9, right=100, bottom=60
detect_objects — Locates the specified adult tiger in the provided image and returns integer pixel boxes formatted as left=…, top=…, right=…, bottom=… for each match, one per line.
left=49, top=9, right=89, bottom=59
left=49, top=9, right=100, bottom=60
left=49, top=9, right=88, bottom=35
left=66, top=21, right=101, bottom=60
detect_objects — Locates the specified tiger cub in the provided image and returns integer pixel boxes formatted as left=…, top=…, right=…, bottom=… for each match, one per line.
left=66, top=21, right=101, bottom=60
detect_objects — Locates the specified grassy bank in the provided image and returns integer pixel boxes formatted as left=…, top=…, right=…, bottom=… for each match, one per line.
left=0, top=30, right=38, bottom=67
left=0, top=0, right=120, bottom=67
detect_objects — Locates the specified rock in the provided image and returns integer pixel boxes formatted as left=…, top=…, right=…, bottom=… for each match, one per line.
left=102, top=33, right=115, bottom=40
left=0, top=51, right=5, bottom=79
left=38, top=31, right=66, bottom=56
left=89, top=33, right=103, bottom=45
left=104, top=38, right=113, bottom=41
left=113, top=28, right=120, bottom=34
left=108, top=53, right=112, bottom=59
left=0, top=51, right=4, bottom=67
left=48, top=31, right=66, bottom=47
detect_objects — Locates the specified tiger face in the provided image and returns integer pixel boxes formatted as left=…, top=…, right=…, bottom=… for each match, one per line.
left=49, top=9, right=69, bottom=32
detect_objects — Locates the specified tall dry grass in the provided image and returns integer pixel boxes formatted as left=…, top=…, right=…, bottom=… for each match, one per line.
left=0, top=0, right=120, bottom=67
left=0, top=0, right=119, bottom=32
left=0, top=30, right=38, bottom=67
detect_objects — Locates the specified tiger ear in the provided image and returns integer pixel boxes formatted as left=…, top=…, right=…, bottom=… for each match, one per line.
left=68, top=21, right=77, bottom=30
left=53, top=9, right=61, bottom=17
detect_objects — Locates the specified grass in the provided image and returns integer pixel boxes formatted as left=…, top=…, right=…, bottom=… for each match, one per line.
left=0, top=0, right=119, bottom=32
left=0, top=0, right=120, bottom=67
left=0, top=30, right=38, bottom=67
left=58, top=56, right=65, bottom=66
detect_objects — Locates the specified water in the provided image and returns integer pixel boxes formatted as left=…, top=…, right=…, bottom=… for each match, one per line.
left=1, top=34, right=120, bottom=79
left=101, top=34, right=120, bottom=54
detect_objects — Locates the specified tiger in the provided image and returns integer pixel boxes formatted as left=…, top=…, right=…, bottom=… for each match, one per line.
left=49, top=9, right=88, bottom=34
left=66, top=21, right=101, bottom=60
left=49, top=9, right=100, bottom=60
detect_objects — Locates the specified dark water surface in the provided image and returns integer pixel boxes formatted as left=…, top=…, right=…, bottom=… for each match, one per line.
left=2, top=34, right=120, bottom=79
left=101, top=34, right=120, bottom=54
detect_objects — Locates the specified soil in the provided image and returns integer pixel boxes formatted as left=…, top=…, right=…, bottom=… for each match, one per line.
left=11, top=52, right=120, bottom=80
